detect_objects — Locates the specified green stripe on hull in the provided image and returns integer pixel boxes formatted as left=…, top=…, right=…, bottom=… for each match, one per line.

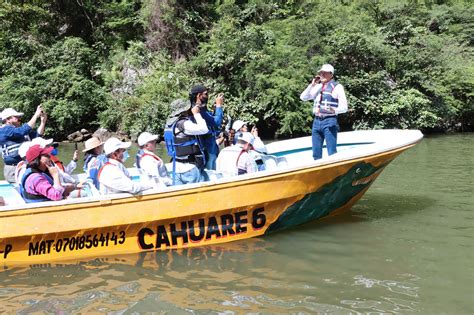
left=267, top=162, right=385, bottom=233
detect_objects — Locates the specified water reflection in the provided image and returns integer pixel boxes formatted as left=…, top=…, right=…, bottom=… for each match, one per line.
left=1, top=225, right=422, bottom=314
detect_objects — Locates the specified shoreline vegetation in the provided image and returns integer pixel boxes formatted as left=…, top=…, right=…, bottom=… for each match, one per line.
left=0, top=0, right=472, bottom=141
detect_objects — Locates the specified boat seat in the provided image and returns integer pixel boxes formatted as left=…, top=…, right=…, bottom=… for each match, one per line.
left=260, top=154, right=288, bottom=170
left=0, top=182, right=26, bottom=208
left=205, top=169, right=225, bottom=181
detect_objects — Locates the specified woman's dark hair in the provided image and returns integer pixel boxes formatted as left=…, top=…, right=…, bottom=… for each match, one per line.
left=28, top=155, right=52, bottom=178
left=84, top=149, right=98, bottom=157
left=28, top=156, right=42, bottom=172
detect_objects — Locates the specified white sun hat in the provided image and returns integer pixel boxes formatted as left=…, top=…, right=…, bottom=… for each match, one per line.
left=104, top=137, right=131, bottom=155
left=1, top=108, right=24, bottom=121
left=18, top=141, right=33, bottom=159
left=31, top=137, right=54, bottom=148
left=82, top=137, right=104, bottom=153
left=137, top=132, right=159, bottom=146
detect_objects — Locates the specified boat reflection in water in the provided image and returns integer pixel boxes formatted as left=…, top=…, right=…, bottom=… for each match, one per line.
left=1, top=233, right=419, bottom=314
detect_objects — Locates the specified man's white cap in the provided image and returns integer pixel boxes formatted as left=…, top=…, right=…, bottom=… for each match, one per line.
left=319, top=64, right=335, bottom=73
left=104, top=137, right=131, bottom=155
left=1, top=108, right=24, bottom=121
left=232, top=120, right=247, bottom=131
left=238, top=132, right=255, bottom=145
left=137, top=132, right=159, bottom=146
left=18, top=141, right=32, bottom=158
left=31, top=137, right=54, bottom=148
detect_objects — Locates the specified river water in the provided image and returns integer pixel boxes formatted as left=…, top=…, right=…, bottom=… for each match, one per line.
left=0, top=134, right=472, bottom=314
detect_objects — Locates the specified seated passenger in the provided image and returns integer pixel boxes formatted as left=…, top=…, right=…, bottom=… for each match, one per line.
left=232, top=120, right=247, bottom=145
left=14, top=141, right=32, bottom=185
left=98, top=137, right=153, bottom=195
left=136, top=132, right=172, bottom=187
left=20, top=145, right=76, bottom=203
left=216, top=132, right=258, bottom=176
left=232, top=120, right=266, bottom=153
left=31, top=137, right=76, bottom=184
left=32, top=137, right=78, bottom=175
left=82, top=137, right=104, bottom=172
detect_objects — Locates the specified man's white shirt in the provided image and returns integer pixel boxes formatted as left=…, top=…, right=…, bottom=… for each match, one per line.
left=300, top=82, right=348, bottom=115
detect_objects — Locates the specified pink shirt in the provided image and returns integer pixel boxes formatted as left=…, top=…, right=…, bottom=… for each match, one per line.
left=25, top=172, right=64, bottom=201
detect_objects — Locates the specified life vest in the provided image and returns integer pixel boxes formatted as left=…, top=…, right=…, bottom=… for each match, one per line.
left=83, top=153, right=96, bottom=172
left=236, top=149, right=248, bottom=175
left=315, top=80, right=339, bottom=116
left=164, top=116, right=205, bottom=184
left=20, top=168, right=54, bottom=203
left=50, top=155, right=65, bottom=172
left=87, top=154, right=108, bottom=189
left=0, top=126, right=32, bottom=165
left=136, top=149, right=168, bottom=177
left=14, top=160, right=26, bottom=184
left=135, top=149, right=162, bottom=169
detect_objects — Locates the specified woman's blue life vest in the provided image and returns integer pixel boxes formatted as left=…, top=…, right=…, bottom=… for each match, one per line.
left=86, top=154, right=108, bottom=189
left=164, top=116, right=206, bottom=185
left=20, top=168, right=54, bottom=203
left=315, top=80, right=339, bottom=116
left=83, top=153, right=97, bottom=172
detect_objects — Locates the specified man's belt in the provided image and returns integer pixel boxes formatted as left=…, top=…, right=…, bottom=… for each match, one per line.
left=175, top=156, right=196, bottom=164
left=3, top=162, right=18, bottom=166
left=315, top=115, right=337, bottom=120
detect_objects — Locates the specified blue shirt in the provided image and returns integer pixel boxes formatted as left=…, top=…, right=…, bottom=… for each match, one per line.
left=0, top=124, right=37, bottom=165
left=199, top=107, right=224, bottom=155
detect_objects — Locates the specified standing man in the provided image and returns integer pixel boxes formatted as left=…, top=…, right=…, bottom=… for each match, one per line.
left=300, top=64, right=348, bottom=160
left=189, top=84, right=224, bottom=170
left=164, top=99, right=209, bottom=185
left=0, top=105, right=46, bottom=182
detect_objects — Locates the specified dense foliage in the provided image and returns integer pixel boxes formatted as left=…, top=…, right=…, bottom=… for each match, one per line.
left=0, top=0, right=472, bottom=139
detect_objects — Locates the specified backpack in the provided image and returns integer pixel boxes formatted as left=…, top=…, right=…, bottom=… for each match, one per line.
left=164, top=116, right=205, bottom=185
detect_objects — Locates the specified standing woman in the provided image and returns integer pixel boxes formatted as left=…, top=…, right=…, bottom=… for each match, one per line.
left=20, top=144, right=74, bottom=202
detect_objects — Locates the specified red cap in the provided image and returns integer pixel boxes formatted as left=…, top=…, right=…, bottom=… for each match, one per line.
left=26, top=144, right=54, bottom=163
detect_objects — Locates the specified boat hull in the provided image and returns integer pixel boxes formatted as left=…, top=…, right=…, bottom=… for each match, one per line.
left=0, top=143, right=412, bottom=265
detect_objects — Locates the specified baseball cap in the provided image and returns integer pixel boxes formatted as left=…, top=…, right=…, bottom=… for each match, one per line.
left=26, top=144, right=54, bottom=163
left=190, top=84, right=207, bottom=95
left=238, top=132, right=255, bottom=145
left=1, top=108, right=24, bottom=121
left=319, top=64, right=335, bottom=73
left=104, top=137, right=131, bottom=155
left=137, top=132, right=159, bottom=146
left=232, top=120, right=247, bottom=131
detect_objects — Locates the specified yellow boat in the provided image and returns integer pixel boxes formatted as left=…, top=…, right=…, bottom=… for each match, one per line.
left=0, top=129, right=422, bottom=265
